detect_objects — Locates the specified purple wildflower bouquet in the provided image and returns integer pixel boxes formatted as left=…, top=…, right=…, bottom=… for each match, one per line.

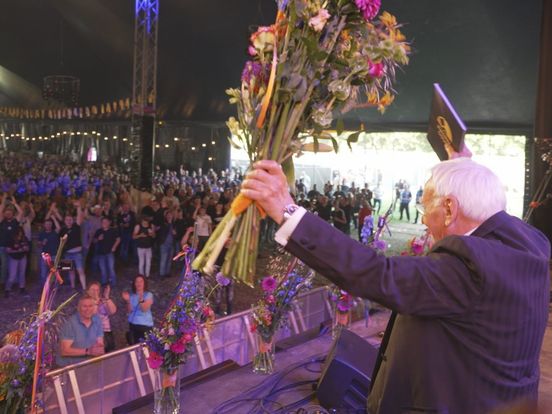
left=0, top=295, right=75, bottom=413
left=193, top=0, right=410, bottom=286
left=250, top=270, right=313, bottom=343
left=144, top=274, right=216, bottom=373
left=328, top=287, right=357, bottom=313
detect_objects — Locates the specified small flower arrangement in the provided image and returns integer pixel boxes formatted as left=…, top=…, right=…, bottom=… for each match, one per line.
left=328, top=287, right=357, bottom=313
left=0, top=297, right=75, bottom=413
left=250, top=270, right=313, bottom=342
left=328, top=285, right=358, bottom=338
left=249, top=257, right=314, bottom=374
left=145, top=271, right=215, bottom=371
left=360, top=215, right=374, bottom=244
left=400, top=231, right=431, bottom=256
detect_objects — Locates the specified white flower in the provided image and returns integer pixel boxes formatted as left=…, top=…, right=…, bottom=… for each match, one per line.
left=309, top=9, right=331, bottom=32
left=226, top=117, right=240, bottom=136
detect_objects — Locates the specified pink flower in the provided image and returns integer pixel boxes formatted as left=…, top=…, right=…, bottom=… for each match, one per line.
left=248, top=45, right=257, bottom=56
left=309, top=9, right=331, bottom=32
left=368, top=61, right=384, bottom=78
left=183, top=333, right=194, bottom=343
left=354, top=0, right=381, bottom=21
left=266, top=294, right=275, bottom=304
left=250, top=26, right=276, bottom=53
left=203, top=306, right=213, bottom=317
left=147, top=352, right=163, bottom=369
left=250, top=323, right=257, bottom=333
left=170, top=341, right=186, bottom=354
left=261, top=276, right=277, bottom=293
left=411, top=240, right=424, bottom=256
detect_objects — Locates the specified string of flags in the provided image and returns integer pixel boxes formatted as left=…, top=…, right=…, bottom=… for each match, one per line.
left=0, top=97, right=132, bottom=120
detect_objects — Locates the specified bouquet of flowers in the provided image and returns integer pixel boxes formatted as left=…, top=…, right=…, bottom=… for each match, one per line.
left=328, top=287, right=357, bottom=314
left=144, top=273, right=214, bottom=372
left=193, top=0, right=411, bottom=286
left=400, top=231, right=432, bottom=256
left=145, top=250, right=217, bottom=413
left=0, top=296, right=75, bottom=414
left=328, top=286, right=358, bottom=337
left=250, top=259, right=314, bottom=373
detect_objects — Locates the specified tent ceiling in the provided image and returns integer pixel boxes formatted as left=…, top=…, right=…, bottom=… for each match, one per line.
left=0, top=0, right=542, bottom=134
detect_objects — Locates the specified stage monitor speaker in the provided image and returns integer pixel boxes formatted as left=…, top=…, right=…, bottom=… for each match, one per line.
left=316, top=329, right=378, bottom=412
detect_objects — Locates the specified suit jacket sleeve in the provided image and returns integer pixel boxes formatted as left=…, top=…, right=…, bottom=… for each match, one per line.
left=285, top=212, right=483, bottom=317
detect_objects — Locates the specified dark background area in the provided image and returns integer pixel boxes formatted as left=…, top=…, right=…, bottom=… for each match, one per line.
left=0, top=0, right=543, bottom=133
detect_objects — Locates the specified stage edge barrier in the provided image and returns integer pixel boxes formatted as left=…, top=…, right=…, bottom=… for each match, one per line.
left=38, top=286, right=332, bottom=414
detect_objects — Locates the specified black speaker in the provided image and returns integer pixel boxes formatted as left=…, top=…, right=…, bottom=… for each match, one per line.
left=139, top=115, right=155, bottom=190
left=317, top=329, right=378, bottom=412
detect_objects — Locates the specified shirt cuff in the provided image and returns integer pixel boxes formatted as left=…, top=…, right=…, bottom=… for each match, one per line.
left=274, top=207, right=307, bottom=247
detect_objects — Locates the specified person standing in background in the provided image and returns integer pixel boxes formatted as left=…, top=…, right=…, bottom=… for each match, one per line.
left=117, top=202, right=136, bottom=264
left=122, top=275, right=153, bottom=345
left=399, top=185, right=412, bottom=221
left=373, top=185, right=382, bottom=214
left=0, top=196, right=23, bottom=292
left=93, top=217, right=120, bottom=287
left=157, top=210, right=176, bottom=278
left=413, top=186, right=424, bottom=224
left=38, top=217, right=60, bottom=287
left=133, top=216, right=155, bottom=278
left=193, top=206, right=212, bottom=252
left=60, top=203, right=86, bottom=291
left=5, top=227, right=30, bottom=297
left=87, top=282, right=117, bottom=353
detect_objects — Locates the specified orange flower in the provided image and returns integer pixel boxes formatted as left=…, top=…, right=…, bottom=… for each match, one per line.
left=529, top=201, right=541, bottom=209
left=340, top=29, right=351, bottom=42
left=390, top=28, right=406, bottom=42
left=367, top=90, right=379, bottom=105
left=3, top=330, right=24, bottom=345
left=379, top=11, right=397, bottom=28
left=378, top=91, right=395, bottom=113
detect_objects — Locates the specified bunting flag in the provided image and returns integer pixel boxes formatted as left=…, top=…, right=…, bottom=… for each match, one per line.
left=0, top=96, right=133, bottom=120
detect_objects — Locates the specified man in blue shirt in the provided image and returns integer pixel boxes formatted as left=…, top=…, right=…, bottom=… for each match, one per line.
left=56, top=294, right=104, bottom=367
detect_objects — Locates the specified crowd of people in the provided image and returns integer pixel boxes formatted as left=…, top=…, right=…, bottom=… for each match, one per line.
left=0, top=152, right=419, bottom=366
left=293, top=177, right=421, bottom=241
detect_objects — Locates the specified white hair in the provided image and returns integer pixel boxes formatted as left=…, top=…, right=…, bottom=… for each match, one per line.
left=429, top=158, right=506, bottom=222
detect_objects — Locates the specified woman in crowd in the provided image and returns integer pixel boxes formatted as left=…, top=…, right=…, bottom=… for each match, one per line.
left=193, top=205, right=212, bottom=252
left=5, top=227, right=31, bottom=297
left=87, top=281, right=117, bottom=352
left=331, top=197, right=348, bottom=234
left=122, top=275, right=153, bottom=345
left=132, top=216, right=155, bottom=278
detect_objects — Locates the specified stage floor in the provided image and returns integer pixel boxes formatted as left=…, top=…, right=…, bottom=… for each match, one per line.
left=126, top=312, right=390, bottom=413
left=125, top=308, right=552, bottom=413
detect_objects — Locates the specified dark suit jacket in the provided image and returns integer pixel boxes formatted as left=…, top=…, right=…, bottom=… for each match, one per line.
left=285, top=211, right=550, bottom=414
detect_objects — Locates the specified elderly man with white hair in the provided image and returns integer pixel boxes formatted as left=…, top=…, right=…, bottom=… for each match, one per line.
left=241, top=150, right=550, bottom=414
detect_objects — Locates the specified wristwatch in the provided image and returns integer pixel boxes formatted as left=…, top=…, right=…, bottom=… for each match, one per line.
left=282, top=204, right=300, bottom=223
